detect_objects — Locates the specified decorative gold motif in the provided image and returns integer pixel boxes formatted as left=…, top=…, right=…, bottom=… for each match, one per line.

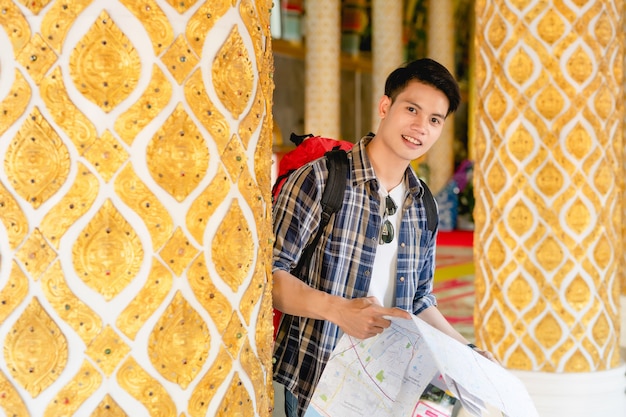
left=69, top=11, right=141, bottom=112
left=0, top=1, right=30, bottom=52
left=0, top=369, right=29, bottom=417
left=239, top=81, right=264, bottom=148
left=255, top=281, right=274, bottom=369
left=43, top=360, right=102, bottom=416
left=212, top=27, right=254, bottom=119
left=41, top=67, right=98, bottom=152
left=222, top=312, right=247, bottom=358
left=148, top=291, right=210, bottom=389
left=159, top=227, right=200, bottom=276
left=213, top=200, right=254, bottom=292
left=117, top=357, right=176, bottom=415
left=15, top=228, right=57, bottom=280
left=253, top=118, right=274, bottom=207
left=16, top=0, right=51, bottom=14
left=114, top=164, right=174, bottom=250
left=4, top=297, right=68, bottom=397
left=5, top=107, right=71, bottom=208
left=241, top=339, right=270, bottom=416
left=114, top=65, right=173, bottom=146
left=188, top=347, right=233, bottom=417
left=221, top=135, right=248, bottom=182
left=537, top=9, right=565, bottom=45
left=161, top=35, right=199, bottom=84
left=184, top=68, right=230, bottom=152
left=116, top=259, right=173, bottom=340
left=16, top=33, right=57, bottom=84
left=187, top=257, right=231, bottom=334
left=40, top=261, right=102, bottom=345
left=146, top=103, right=210, bottom=202
left=0, top=70, right=31, bottom=137
left=566, top=46, right=593, bottom=85
left=216, top=372, right=253, bottom=416
left=119, top=0, right=173, bottom=55
left=239, top=0, right=265, bottom=67
left=165, top=0, right=199, bottom=13
left=83, top=130, right=129, bottom=182
left=40, top=0, right=92, bottom=52
left=86, top=325, right=131, bottom=377
left=186, top=165, right=231, bottom=244
left=91, top=394, right=128, bottom=417
left=186, top=1, right=231, bottom=56
left=239, top=261, right=264, bottom=326
left=0, top=181, right=28, bottom=249
left=40, top=163, right=99, bottom=248
left=0, top=261, right=29, bottom=325
left=72, top=199, right=144, bottom=300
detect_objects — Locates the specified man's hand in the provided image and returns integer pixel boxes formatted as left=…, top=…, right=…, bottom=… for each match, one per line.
left=331, top=296, right=411, bottom=339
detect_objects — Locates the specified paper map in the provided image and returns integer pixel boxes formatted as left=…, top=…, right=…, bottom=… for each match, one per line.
left=305, top=316, right=539, bottom=417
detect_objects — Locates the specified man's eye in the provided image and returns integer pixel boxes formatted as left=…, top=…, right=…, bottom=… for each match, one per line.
left=431, top=118, right=441, bottom=124
left=407, top=107, right=416, bottom=113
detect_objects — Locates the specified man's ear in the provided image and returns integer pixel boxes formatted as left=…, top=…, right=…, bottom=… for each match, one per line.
left=378, top=95, right=391, bottom=118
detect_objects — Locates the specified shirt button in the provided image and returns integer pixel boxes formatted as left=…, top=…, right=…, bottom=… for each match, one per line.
left=399, top=277, right=405, bottom=282
left=272, top=357, right=277, bottom=364
left=400, top=242, right=406, bottom=247
left=364, top=270, right=370, bottom=276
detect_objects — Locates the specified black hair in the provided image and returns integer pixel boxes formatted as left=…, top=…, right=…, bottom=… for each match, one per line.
left=384, top=58, right=461, bottom=116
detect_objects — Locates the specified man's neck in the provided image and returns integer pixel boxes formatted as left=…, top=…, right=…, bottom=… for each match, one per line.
left=366, top=139, right=409, bottom=192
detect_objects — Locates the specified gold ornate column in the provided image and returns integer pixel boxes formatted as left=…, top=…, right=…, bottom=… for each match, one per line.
left=0, top=1, right=274, bottom=416
left=304, top=0, right=341, bottom=138
left=474, top=1, right=625, bottom=415
left=371, top=0, right=403, bottom=132
left=426, top=0, right=456, bottom=193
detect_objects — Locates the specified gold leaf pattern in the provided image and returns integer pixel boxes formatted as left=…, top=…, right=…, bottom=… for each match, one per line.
left=186, top=165, right=231, bottom=244
left=91, top=394, right=128, bottom=417
left=537, top=8, right=565, bottom=45
left=0, top=1, right=30, bottom=52
left=213, top=200, right=254, bottom=292
left=239, top=0, right=264, bottom=67
left=238, top=80, right=264, bottom=148
left=0, top=369, right=29, bottom=416
left=146, top=103, right=210, bottom=202
left=40, top=163, right=100, bottom=248
left=118, top=0, right=174, bottom=55
left=186, top=1, right=231, bottom=56
left=15, top=33, right=57, bottom=84
left=253, top=118, right=274, bottom=206
left=0, top=70, right=31, bottom=136
left=86, top=325, right=131, bottom=377
left=41, top=67, right=98, bottom=152
left=159, top=227, right=200, bottom=276
left=5, top=107, right=71, bottom=208
left=4, top=297, right=68, bottom=397
left=40, top=261, right=102, bottom=345
left=16, top=0, right=51, bottom=14
left=187, top=257, right=232, bottom=334
left=564, top=198, right=590, bottom=235
left=83, top=131, right=129, bottom=182
left=148, top=291, right=209, bottom=389
left=117, top=259, right=173, bottom=340
left=212, top=26, right=254, bottom=119
left=117, top=357, right=176, bottom=416
left=161, top=35, right=199, bottom=84
left=40, top=0, right=92, bottom=53
left=188, top=347, right=233, bottom=417
left=0, top=181, right=29, bottom=249
left=43, top=360, right=102, bottom=417
left=114, top=164, right=174, bottom=251
left=114, top=65, right=173, bottom=146
left=566, top=46, right=593, bottom=85
left=222, top=313, right=247, bottom=358
left=241, top=339, right=270, bottom=416
left=221, top=135, right=247, bottom=183
left=239, top=263, right=265, bottom=326
left=184, top=68, right=230, bottom=152
left=217, top=372, right=254, bottom=417
left=16, top=228, right=57, bottom=280
left=0, top=261, right=29, bottom=325
left=69, top=11, right=141, bottom=112
left=72, top=200, right=144, bottom=300
left=255, top=281, right=274, bottom=368
left=165, top=0, right=199, bottom=13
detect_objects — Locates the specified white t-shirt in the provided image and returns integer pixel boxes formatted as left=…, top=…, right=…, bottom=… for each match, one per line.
left=367, top=183, right=405, bottom=307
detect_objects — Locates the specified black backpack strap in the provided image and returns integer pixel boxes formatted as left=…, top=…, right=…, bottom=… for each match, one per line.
left=419, top=179, right=438, bottom=233
left=291, top=149, right=348, bottom=277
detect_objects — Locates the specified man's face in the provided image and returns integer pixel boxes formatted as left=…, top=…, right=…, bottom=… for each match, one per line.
left=377, top=81, right=450, bottom=163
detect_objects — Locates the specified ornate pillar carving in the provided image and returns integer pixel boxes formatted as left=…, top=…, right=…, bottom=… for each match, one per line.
left=426, top=0, right=456, bottom=193
left=304, top=0, right=341, bottom=138
left=474, top=1, right=625, bottom=415
left=371, top=0, right=403, bottom=132
left=0, top=1, right=274, bottom=415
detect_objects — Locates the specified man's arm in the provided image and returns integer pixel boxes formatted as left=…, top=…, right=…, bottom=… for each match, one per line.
left=273, top=269, right=411, bottom=340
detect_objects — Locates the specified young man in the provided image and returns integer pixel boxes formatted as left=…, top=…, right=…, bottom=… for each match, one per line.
left=272, top=58, right=494, bottom=417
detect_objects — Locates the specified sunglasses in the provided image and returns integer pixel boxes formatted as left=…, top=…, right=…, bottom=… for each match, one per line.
left=379, top=195, right=397, bottom=244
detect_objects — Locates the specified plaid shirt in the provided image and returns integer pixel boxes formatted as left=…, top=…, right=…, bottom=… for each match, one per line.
left=272, top=135, right=438, bottom=415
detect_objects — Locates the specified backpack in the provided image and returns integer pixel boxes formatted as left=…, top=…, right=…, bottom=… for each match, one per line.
left=271, top=133, right=438, bottom=338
